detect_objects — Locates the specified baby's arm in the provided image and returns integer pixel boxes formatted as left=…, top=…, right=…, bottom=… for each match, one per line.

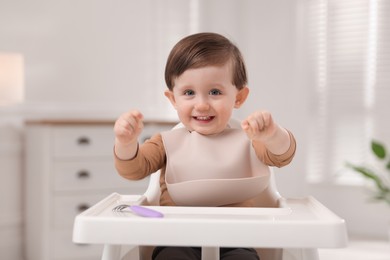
left=241, top=111, right=291, bottom=155
left=114, top=110, right=144, bottom=160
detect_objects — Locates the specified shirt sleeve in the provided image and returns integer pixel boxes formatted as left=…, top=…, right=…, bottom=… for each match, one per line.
left=252, top=129, right=296, bottom=168
left=114, top=133, right=166, bottom=180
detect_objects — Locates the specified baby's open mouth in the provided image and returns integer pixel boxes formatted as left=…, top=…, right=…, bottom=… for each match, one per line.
left=193, top=116, right=215, bottom=121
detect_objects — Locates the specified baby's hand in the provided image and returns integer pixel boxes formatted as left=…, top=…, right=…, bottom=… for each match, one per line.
left=241, top=111, right=277, bottom=142
left=114, top=110, right=144, bottom=145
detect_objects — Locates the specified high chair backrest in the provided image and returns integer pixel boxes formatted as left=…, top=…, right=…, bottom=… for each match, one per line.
left=143, top=118, right=282, bottom=208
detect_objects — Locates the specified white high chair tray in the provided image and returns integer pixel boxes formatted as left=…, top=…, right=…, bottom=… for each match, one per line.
left=73, top=193, right=347, bottom=249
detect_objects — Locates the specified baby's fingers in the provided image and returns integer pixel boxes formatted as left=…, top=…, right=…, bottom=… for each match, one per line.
left=114, top=110, right=144, bottom=143
left=247, top=114, right=265, bottom=132
left=241, top=120, right=249, bottom=130
left=241, top=111, right=276, bottom=141
left=241, top=119, right=256, bottom=138
left=126, top=111, right=144, bottom=131
left=261, top=111, right=273, bottom=128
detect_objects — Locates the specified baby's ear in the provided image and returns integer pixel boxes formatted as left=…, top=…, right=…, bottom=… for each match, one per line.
left=234, top=86, right=249, bottom=108
left=164, top=90, right=177, bottom=109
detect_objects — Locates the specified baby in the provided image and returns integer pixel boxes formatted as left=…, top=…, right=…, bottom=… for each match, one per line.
left=114, top=32, right=296, bottom=260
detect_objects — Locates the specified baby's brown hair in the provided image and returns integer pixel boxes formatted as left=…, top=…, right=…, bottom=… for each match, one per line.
left=165, top=32, right=247, bottom=90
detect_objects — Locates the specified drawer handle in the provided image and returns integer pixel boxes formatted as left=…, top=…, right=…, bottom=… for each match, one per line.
left=77, top=170, right=90, bottom=179
left=77, top=136, right=90, bottom=145
left=77, top=204, right=90, bottom=212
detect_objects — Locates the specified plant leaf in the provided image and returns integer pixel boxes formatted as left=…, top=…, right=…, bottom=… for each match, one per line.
left=386, top=160, right=390, bottom=171
left=373, top=191, right=390, bottom=204
left=345, top=162, right=389, bottom=192
left=371, top=140, right=386, bottom=159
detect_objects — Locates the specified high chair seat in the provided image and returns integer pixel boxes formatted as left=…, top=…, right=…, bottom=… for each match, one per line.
left=72, top=119, right=347, bottom=260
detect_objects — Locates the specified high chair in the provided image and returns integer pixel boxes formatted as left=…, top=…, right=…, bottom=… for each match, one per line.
left=72, top=119, right=348, bottom=260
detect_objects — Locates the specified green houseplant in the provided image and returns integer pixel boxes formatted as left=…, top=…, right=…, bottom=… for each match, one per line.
left=346, top=140, right=390, bottom=206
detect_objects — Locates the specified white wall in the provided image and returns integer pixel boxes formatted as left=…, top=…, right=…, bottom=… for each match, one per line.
left=0, top=0, right=194, bottom=119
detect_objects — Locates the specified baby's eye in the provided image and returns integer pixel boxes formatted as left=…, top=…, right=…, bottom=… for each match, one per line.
left=209, top=89, right=222, bottom=95
left=184, top=89, right=195, bottom=96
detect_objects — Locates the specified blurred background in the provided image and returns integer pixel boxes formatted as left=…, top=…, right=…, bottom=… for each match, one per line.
left=1, top=0, right=389, bottom=259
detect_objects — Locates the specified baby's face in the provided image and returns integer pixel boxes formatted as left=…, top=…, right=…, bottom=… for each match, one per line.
left=165, top=63, right=245, bottom=135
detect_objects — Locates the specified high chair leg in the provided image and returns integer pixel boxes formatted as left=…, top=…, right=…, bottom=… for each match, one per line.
left=102, top=244, right=122, bottom=260
left=202, top=246, right=219, bottom=260
left=282, top=248, right=319, bottom=260
left=300, top=248, right=319, bottom=260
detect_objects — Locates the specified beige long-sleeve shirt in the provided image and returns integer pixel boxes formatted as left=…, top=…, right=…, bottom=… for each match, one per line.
left=114, top=131, right=296, bottom=206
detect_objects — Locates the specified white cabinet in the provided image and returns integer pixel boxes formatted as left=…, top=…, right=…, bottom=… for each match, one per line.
left=24, top=120, right=174, bottom=260
left=0, top=124, right=24, bottom=260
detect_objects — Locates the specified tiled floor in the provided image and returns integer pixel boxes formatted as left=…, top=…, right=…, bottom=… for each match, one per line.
left=319, top=237, right=390, bottom=260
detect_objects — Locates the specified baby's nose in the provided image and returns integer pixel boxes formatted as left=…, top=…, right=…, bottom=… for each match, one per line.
left=194, top=99, right=210, bottom=111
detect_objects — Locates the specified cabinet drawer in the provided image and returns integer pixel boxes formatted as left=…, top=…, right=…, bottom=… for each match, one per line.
left=53, top=194, right=109, bottom=229
left=53, top=160, right=147, bottom=191
left=52, top=126, right=114, bottom=158
left=53, top=188, right=148, bottom=229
